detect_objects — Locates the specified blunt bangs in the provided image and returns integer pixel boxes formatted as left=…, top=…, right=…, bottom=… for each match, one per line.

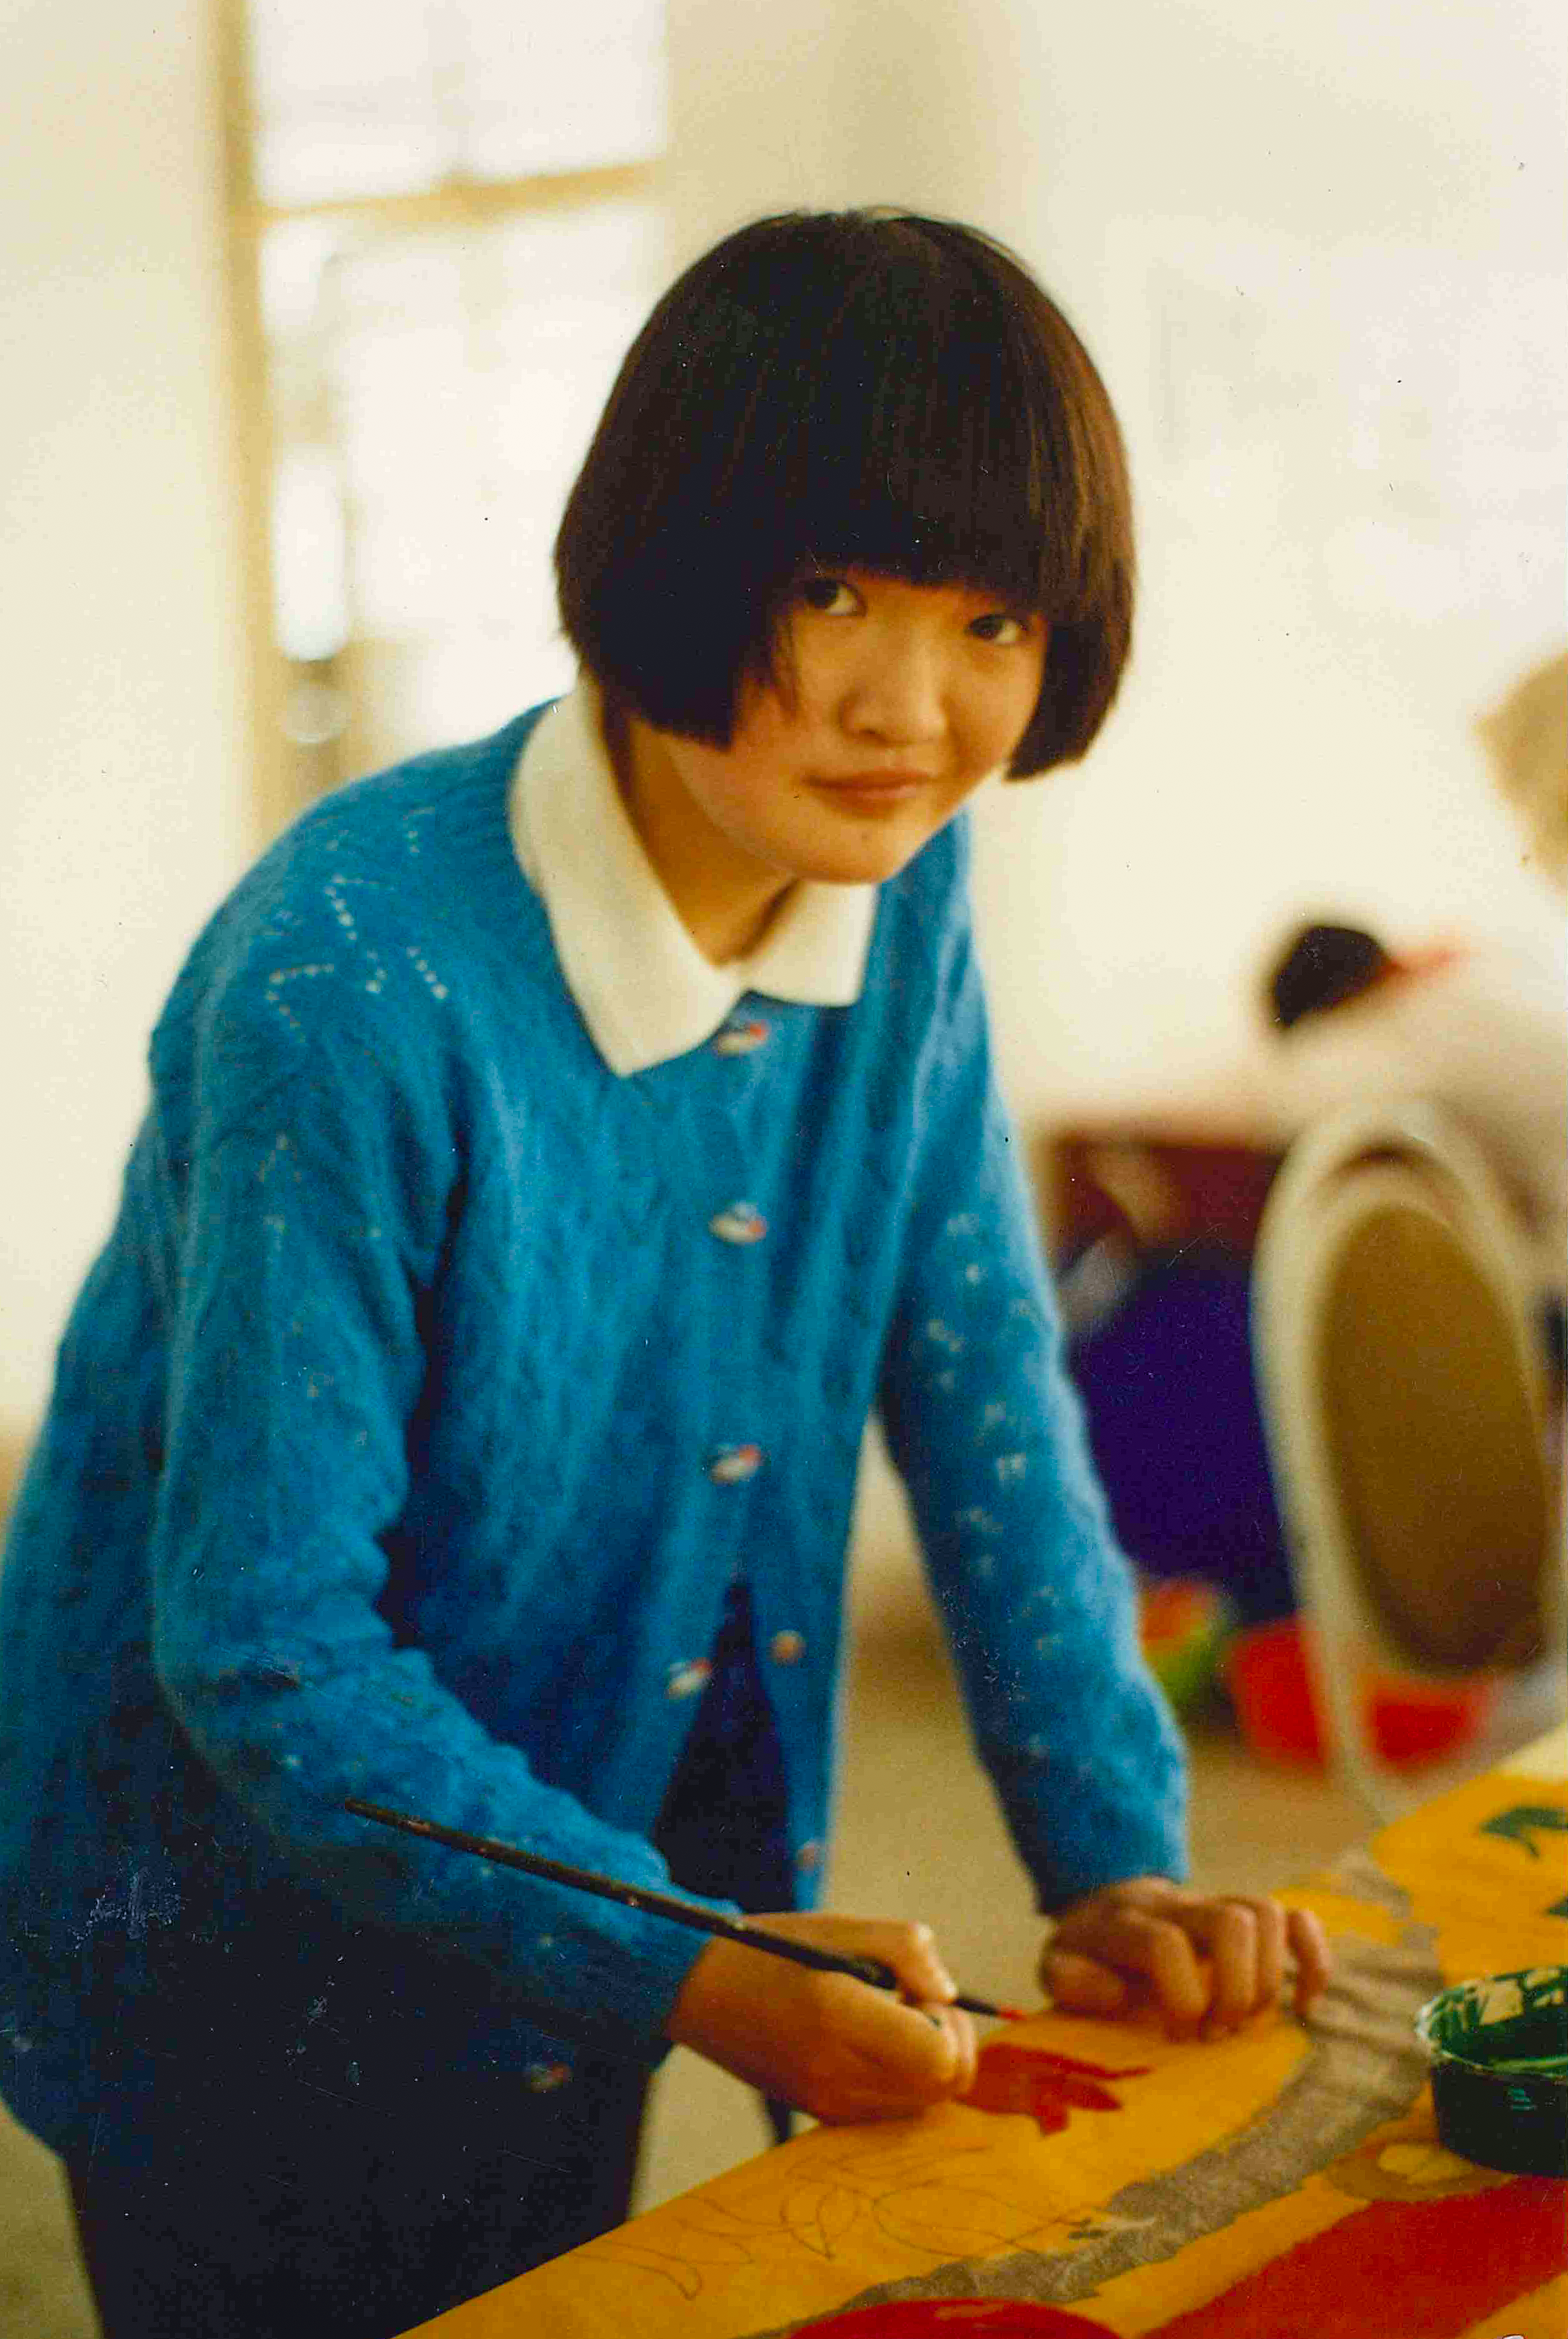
left=555, top=211, right=1134, bottom=774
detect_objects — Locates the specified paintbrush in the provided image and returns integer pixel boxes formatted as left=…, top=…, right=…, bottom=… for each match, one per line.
left=343, top=1796, right=1026, bottom=2020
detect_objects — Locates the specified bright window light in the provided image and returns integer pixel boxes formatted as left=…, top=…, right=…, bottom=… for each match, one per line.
left=246, top=0, right=667, bottom=206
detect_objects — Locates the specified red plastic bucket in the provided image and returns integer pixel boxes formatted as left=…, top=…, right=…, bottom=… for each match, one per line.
left=1225, top=1615, right=1494, bottom=1768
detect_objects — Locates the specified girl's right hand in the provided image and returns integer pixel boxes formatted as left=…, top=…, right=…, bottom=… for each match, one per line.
left=665, top=1911, right=978, bottom=2123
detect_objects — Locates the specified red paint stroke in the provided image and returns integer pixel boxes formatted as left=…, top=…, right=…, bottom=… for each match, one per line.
left=1147, top=2176, right=1568, bottom=2338
left=964, top=2042, right=1152, bottom=2137
left=800, top=2304, right=1111, bottom=2335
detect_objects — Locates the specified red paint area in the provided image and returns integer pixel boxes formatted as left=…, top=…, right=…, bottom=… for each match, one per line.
left=796, top=2181, right=1565, bottom=2338
left=800, top=2305, right=1111, bottom=2335
left=964, top=2042, right=1151, bottom=2136
left=1148, top=2176, right=1568, bottom=2336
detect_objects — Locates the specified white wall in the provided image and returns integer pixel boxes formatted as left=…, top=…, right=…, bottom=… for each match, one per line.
left=0, top=0, right=875, bottom=1452
left=828, top=0, right=1566, bottom=1127
left=0, top=3, right=251, bottom=1440
left=663, top=0, right=863, bottom=260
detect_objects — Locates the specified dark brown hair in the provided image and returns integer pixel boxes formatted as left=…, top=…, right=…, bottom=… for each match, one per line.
left=554, top=209, right=1135, bottom=777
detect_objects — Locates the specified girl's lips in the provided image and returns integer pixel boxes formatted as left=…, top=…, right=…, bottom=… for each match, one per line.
left=820, top=770, right=934, bottom=788
left=812, top=773, right=932, bottom=808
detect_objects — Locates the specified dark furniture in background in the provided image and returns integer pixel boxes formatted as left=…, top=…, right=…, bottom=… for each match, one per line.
left=1035, top=1127, right=1294, bottom=1627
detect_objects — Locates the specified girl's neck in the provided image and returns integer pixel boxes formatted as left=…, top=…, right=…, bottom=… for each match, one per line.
left=606, top=703, right=795, bottom=966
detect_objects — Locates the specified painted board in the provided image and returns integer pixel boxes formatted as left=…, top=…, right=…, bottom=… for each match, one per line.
left=408, top=1769, right=1568, bottom=2338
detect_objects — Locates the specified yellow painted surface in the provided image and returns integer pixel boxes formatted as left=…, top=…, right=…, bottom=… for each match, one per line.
left=1455, top=2272, right=1568, bottom=2339
left=413, top=2011, right=1311, bottom=2338
left=1080, top=2169, right=1361, bottom=2335
left=1375, top=1770, right=1568, bottom=1982
left=1264, top=1884, right=1404, bottom=1945
left=410, top=1760, right=1568, bottom=2338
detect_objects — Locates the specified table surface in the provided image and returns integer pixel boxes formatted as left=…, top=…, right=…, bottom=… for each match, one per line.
left=410, top=1729, right=1568, bottom=2339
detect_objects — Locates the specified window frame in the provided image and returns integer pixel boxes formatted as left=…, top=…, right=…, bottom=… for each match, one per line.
left=215, top=0, right=665, bottom=842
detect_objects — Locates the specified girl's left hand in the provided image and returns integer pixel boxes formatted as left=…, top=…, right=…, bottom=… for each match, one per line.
left=1039, top=1875, right=1333, bottom=2036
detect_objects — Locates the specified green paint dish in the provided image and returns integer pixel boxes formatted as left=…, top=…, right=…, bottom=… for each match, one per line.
left=1415, top=1965, right=1568, bottom=2176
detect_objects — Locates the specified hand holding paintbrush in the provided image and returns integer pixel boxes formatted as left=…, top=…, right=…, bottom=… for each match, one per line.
left=346, top=1798, right=1025, bottom=2123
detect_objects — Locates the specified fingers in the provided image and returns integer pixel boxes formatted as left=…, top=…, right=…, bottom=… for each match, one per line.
left=669, top=1913, right=978, bottom=2124
left=848, top=1917, right=960, bottom=2009
left=1039, top=1947, right=1131, bottom=2017
left=1285, top=1907, right=1334, bottom=2014
left=1181, top=1897, right=1336, bottom=2031
left=924, top=2000, right=980, bottom=2097
left=1053, top=1905, right=1211, bottom=2029
left=1253, top=1898, right=1288, bottom=2009
left=746, top=1912, right=957, bottom=2006
left=839, top=1920, right=976, bottom=2097
left=1181, top=1898, right=1267, bottom=2031
left=799, top=1986, right=977, bottom=2124
left=1046, top=1880, right=1337, bottom=2036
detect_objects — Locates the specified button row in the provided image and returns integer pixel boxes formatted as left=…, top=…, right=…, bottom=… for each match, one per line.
left=712, top=1015, right=771, bottom=1057
left=709, top=1201, right=768, bottom=1246
left=697, top=1017, right=805, bottom=1832
left=665, top=1627, right=807, bottom=1699
left=702, top=1012, right=816, bottom=1875
left=709, top=1021, right=769, bottom=1239
left=707, top=1443, right=763, bottom=1485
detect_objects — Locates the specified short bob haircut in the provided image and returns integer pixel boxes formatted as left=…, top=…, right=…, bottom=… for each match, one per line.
left=555, top=208, right=1134, bottom=777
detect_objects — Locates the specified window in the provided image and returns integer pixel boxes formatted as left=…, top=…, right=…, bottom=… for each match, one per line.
left=220, top=0, right=669, bottom=829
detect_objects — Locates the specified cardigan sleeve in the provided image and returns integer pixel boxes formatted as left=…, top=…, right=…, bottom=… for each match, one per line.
left=146, top=985, right=726, bottom=2058
left=876, top=882, right=1188, bottom=1912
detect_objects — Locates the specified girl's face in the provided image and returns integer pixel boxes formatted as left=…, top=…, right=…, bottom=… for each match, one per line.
left=619, top=570, right=1048, bottom=958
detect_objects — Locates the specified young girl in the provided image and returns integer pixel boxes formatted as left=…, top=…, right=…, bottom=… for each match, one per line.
left=0, top=209, right=1328, bottom=2336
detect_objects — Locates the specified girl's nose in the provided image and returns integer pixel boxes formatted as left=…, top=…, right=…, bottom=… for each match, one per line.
left=840, top=635, right=948, bottom=746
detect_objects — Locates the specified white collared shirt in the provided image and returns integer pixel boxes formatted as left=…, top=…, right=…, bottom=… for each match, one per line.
left=508, top=682, right=878, bottom=1075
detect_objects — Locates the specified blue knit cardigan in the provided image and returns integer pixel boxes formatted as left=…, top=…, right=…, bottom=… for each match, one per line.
left=0, top=705, right=1185, bottom=2153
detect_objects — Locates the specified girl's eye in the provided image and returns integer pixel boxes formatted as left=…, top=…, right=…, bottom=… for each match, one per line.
left=969, top=611, right=1031, bottom=646
left=796, top=576, right=859, bottom=616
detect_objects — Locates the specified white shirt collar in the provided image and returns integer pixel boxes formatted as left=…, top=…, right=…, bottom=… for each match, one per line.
left=508, top=680, right=877, bottom=1076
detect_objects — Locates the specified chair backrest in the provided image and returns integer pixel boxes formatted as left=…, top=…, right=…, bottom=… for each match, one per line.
left=1252, top=1100, right=1556, bottom=1683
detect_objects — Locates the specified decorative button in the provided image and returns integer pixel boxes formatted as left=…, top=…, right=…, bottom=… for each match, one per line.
left=707, top=1443, right=764, bottom=1485
left=666, top=1659, right=712, bottom=1700
left=795, top=1840, right=822, bottom=1875
left=709, top=1202, right=768, bottom=1245
left=713, top=1016, right=771, bottom=1057
left=770, top=1630, right=806, bottom=1666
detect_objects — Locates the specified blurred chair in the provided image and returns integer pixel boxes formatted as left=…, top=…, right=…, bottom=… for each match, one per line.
left=1251, top=1099, right=1565, bottom=1819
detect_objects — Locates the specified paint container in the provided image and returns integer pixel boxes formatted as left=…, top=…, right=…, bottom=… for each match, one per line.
left=1415, top=1964, right=1568, bottom=2175
left=1225, top=1616, right=1492, bottom=1768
